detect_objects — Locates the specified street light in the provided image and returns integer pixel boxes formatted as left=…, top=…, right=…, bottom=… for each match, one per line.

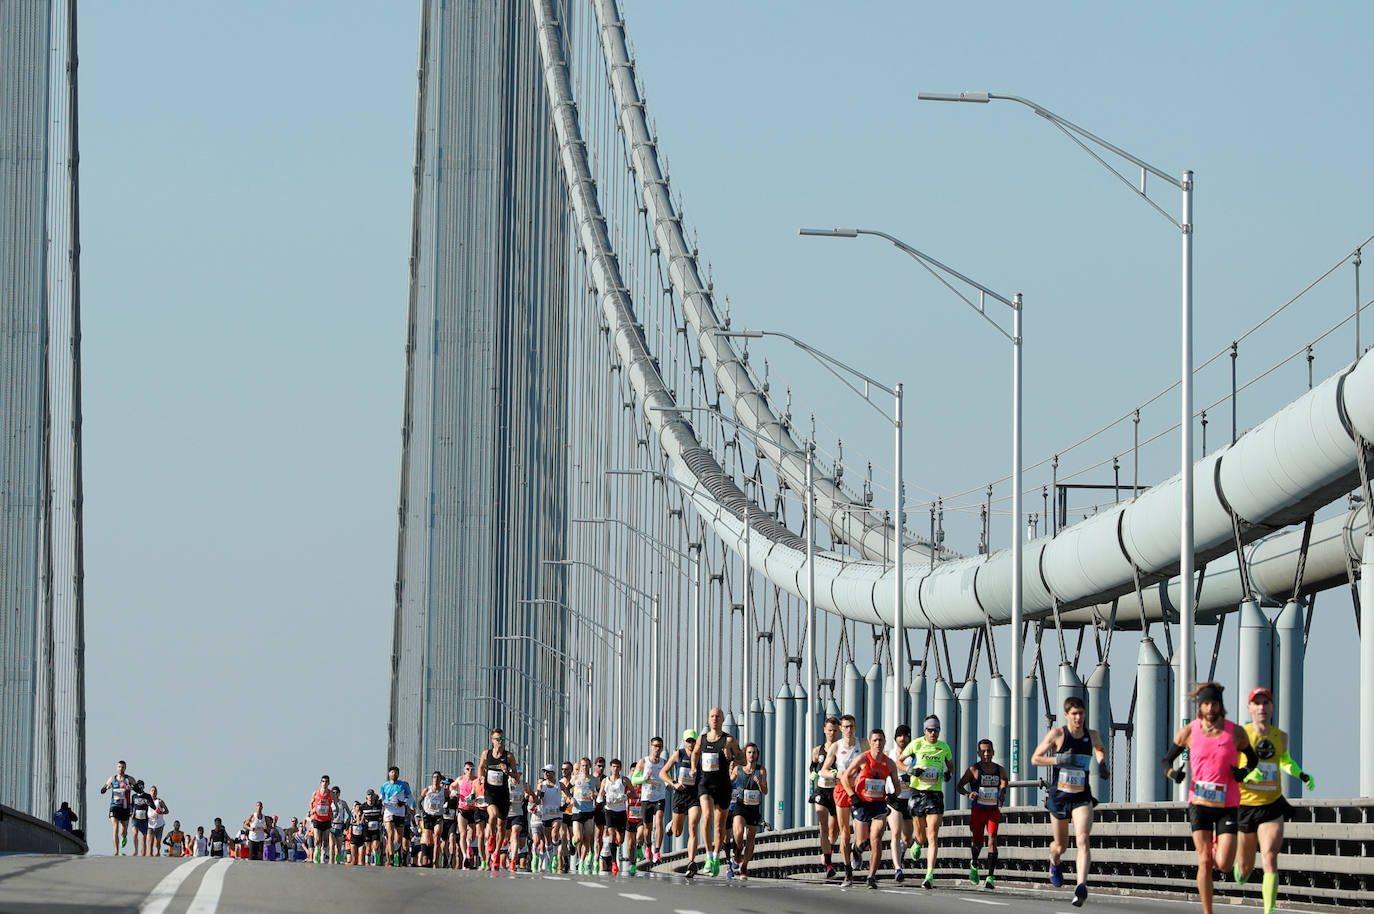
left=712, top=329, right=906, bottom=743
left=799, top=226, right=1023, bottom=797
left=919, top=89, right=1195, bottom=734
left=494, top=631, right=586, bottom=762
left=519, top=595, right=625, bottom=753
left=542, top=560, right=662, bottom=742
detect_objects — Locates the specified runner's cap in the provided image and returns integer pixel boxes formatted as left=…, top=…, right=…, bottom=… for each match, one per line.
left=682, top=728, right=698, bottom=742
left=1248, top=686, right=1273, bottom=704
left=543, top=763, right=555, bottom=772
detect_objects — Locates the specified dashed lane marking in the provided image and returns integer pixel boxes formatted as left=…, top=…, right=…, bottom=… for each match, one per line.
left=138, top=856, right=210, bottom=914
left=619, top=893, right=656, bottom=901
left=578, top=880, right=607, bottom=888
left=185, top=859, right=233, bottom=914
left=954, top=897, right=1009, bottom=905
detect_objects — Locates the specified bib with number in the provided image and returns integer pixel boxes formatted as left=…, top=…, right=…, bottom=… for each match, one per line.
left=742, top=789, right=762, bottom=806
left=701, top=752, right=720, bottom=772
left=677, top=763, right=696, bottom=785
left=487, top=769, right=505, bottom=786
left=863, top=778, right=886, bottom=800
left=1193, top=779, right=1227, bottom=804
left=1056, top=768, right=1087, bottom=793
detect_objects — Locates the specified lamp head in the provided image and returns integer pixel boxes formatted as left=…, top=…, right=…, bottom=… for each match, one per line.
left=799, top=227, right=857, bottom=238
left=918, top=91, right=990, bottom=103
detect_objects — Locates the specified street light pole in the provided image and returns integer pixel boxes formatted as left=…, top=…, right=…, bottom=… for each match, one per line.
left=919, top=89, right=1195, bottom=733
left=893, top=383, right=904, bottom=737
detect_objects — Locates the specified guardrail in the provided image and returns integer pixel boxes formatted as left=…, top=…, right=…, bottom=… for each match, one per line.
left=657, top=799, right=1374, bottom=908
left=0, top=804, right=87, bottom=856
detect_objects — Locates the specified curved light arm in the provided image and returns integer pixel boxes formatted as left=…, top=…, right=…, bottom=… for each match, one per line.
left=543, top=559, right=658, bottom=619
left=517, top=596, right=623, bottom=647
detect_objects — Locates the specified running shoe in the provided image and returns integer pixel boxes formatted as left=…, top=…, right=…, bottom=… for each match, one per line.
left=894, top=868, right=904, bottom=884
left=739, top=863, right=748, bottom=880
left=867, top=876, right=878, bottom=890
left=907, top=842, right=922, bottom=862
left=841, top=874, right=854, bottom=888
left=824, top=863, right=837, bottom=880
left=970, top=864, right=980, bottom=885
left=1050, top=862, right=1064, bottom=887
left=984, top=876, right=996, bottom=890
left=725, top=861, right=735, bottom=879
left=653, top=850, right=662, bottom=864
left=628, top=863, right=636, bottom=876
left=922, top=875, right=934, bottom=890
left=1072, top=883, right=1088, bottom=907
left=122, top=834, right=128, bottom=848
left=708, top=856, right=720, bottom=876
left=611, top=861, right=620, bottom=876
left=685, top=860, right=698, bottom=879
left=1234, top=864, right=1249, bottom=885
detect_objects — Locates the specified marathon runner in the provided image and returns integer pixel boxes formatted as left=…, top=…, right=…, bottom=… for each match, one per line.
left=455, top=761, right=479, bottom=867
left=505, top=766, right=529, bottom=872
left=418, top=770, right=446, bottom=867
left=348, top=801, right=367, bottom=865
left=957, top=738, right=1008, bottom=889
left=809, top=716, right=841, bottom=878
left=191, top=825, right=208, bottom=857
left=243, top=802, right=269, bottom=860
left=625, top=763, right=645, bottom=874
left=164, top=820, right=186, bottom=857
left=691, top=707, right=746, bottom=878
left=1236, top=686, right=1315, bottom=914
left=557, top=760, right=576, bottom=872
left=267, top=816, right=285, bottom=862
left=839, top=728, right=900, bottom=890
left=1034, top=696, right=1110, bottom=907
left=598, top=759, right=632, bottom=874
left=440, top=776, right=459, bottom=867
left=729, top=742, right=768, bottom=880
left=1163, top=682, right=1256, bottom=914
left=129, top=781, right=151, bottom=856
left=534, top=765, right=563, bottom=872
left=379, top=766, right=413, bottom=866
left=146, top=787, right=168, bottom=857
left=886, top=723, right=915, bottom=883
left=633, top=736, right=669, bottom=862
left=330, top=785, right=350, bottom=864
left=208, top=818, right=230, bottom=859
left=308, top=775, right=335, bottom=864
left=662, top=730, right=702, bottom=875
left=477, top=728, right=518, bottom=869
left=569, top=757, right=598, bottom=873
left=361, top=789, right=384, bottom=864
left=820, top=714, right=863, bottom=885
left=100, top=760, right=134, bottom=855
left=901, top=714, right=955, bottom=889
left=590, top=757, right=607, bottom=871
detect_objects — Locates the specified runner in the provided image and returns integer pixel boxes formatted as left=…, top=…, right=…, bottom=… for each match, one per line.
left=534, top=765, right=563, bottom=872
left=886, top=723, right=915, bottom=883
left=378, top=766, right=413, bottom=866
left=454, top=761, right=479, bottom=867
left=418, top=770, right=446, bottom=867
left=164, top=820, right=186, bottom=858
left=1033, top=695, right=1110, bottom=906
left=590, top=757, right=607, bottom=872
left=146, top=787, right=168, bottom=857
left=128, top=781, right=151, bottom=856
left=208, top=817, right=230, bottom=858
left=330, top=785, right=350, bottom=864
left=308, top=775, right=335, bottom=864
left=957, top=738, right=1008, bottom=889
left=191, top=825, right=208, bottom=857
left=625, top=763, right=645, bottom=874
left=267, top=816, right=284, bottom=862
left=558, top=760, right=577, bottom=873
left=100, top=760, right=134, bottom=855
left=1236, top=686, right=1315, bottom=914
left=901, top=714, right=955, bottom=890
left=570, top=757, right=598, bottom=873
left=691, top=707, right=746, bottom=878
left=634, top=736, right=669, bottom=862
left=505, top=766, right=529, bottom=872
left=809, top=716, right=841, bottom=878
left=440, top=776, right=458, bottom=867
left=598, top=759, right=631, bottom=875
left=361, top=789, right=384, bottom=865
left=840, top=728, right=900, bottom=890
left=1162, top=682, right=1256, bottom=914
left=820, top=714, right=863, bottom=885
left=243, top=801, right=269, bottom=860
left=729, top=742, right=768, bottom=880
left=662, top=730, right=702, bottom=876
left=348, top=801, right=367, bottom=865
left=477, top=728, right=518, bottom=870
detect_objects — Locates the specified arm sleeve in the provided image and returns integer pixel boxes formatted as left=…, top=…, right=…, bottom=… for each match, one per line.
left=1161, top=742, right=1185, bottom=767
left=1278, top=750, right=1304, bottom=778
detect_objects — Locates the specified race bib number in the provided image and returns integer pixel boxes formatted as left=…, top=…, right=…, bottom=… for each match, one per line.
left=817, top=773, right=837, bottom=788
left=743, top=789, right=761, bottom=806
left=366, top=821, right=380, bottom=833
left=1194, top=780, right=1227, bottom=804
left=134, top=808, right=147, bottom=819
left=914, top=766, right=940, bottom=784
left=702, top=752, right=720, bottom=772
left=425, top=794, right=443, bottom=813
left=677, top=764, right=696, bottom=785
left=316, top=800, right=330, bottom=817
left=352, top=824, right=364, bottom=835
left=212, top=841, right=224, bottom=852
left=864, top=778, right=886, bottom=798
left=1255, top=762, right=1279, bottom=786
left=1056, top=768, right=1087, bottom=793
left=487, top=769, right=505, bottom=786
left=977, top=785, right=1001, bottom=803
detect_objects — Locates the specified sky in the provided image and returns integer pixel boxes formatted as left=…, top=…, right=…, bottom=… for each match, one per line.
left=75, top=0, right=1374, bottom=842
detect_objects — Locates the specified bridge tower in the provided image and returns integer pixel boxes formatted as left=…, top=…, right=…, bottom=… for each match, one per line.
left=0, top=0, right=87, bottom=821
left=388, top=0, right=570, bottom=776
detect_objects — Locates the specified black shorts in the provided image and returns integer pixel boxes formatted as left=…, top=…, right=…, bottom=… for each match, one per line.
left=508, top=814, right=527, bottom=831
left=1045, top=790, right=1096, bottom=821
left=641, top=799, right=665, bottom=820
left=459, top=807, right=477, bottom=824
left=422, top=813, right=442, bottom=830
left=852, top=799, right=889, bottom=823
left=312, top=819, right=331, bottom=835
left=697, top=777, right=732, bottom=808
left=1238, top=797, right=1291, bottom=833
left=132, top=818, right=149, bottom=834
left=812, top=785, right=837, bottom=814
left=109, top=807, right=130, bottom=822
left=574, top=810, right=595, bottom=824
left=350, top=831, right=366, bottom=848
left=439, top=817, right=455, bottom=838
left=474, top=808, right=489, bottom=825
left=737, top=804, right=763, bottom=827
left=486, top=788, right=510, bottom=820
left=365, top=822, right=381, bottom=839
left=593, top=805, right=606, bottom=827
left=911, top=790, right=945, bottom=818
left=1189, top=804, right=1239, bottom=835
left=606, top=810, right=628, bottom=831
left=889, top=795, right=913, bottom=819
left=672, top=787, right=698, bottom=816
left=561, top=813, right=573, bottom=828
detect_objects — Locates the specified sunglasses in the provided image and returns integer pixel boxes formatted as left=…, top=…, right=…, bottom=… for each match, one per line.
left=925, top=727, right=940, bottom=733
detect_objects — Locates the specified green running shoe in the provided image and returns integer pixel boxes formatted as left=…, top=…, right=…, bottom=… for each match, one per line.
left=1234, top=864, right=1249, bottom=885
left=629, top=863, right=637, bottom=876
left=970, top=864, right=979, bottom=885
left=984, top=876, right=996, bottom=890
left=907, top=842, right=922, bottom=862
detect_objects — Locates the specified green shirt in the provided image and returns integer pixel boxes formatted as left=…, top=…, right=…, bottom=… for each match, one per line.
left=901, top=738, right=953, bottom=791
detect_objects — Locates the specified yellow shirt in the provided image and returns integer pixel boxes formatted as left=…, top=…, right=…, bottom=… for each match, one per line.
left=1240, top=723, right=1287, bottom=807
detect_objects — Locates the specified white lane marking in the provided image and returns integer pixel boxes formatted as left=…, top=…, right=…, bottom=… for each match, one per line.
left=138, top=857, right=211, bottom=914
left=674, top=910, right=710, bottom=914
left=185, top=858, right=233, bottom=914
left=542, top=875, right=570, bottom=881
left=955, top=897, right=1009, bottom=906
left=619, top=893, right=656, bottom=901
left=578, top=880, right=607, bottom=888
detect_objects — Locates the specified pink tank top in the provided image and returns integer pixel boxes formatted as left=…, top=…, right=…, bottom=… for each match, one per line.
left=1188, top=718, right=1239, bottom=807
left=457, top=778, right=476, bottom=810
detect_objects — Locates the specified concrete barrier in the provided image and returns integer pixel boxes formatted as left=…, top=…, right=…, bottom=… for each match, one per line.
left=658, top=799, right=1374, bottom=909
left=0, top=804, right=87, bottom=856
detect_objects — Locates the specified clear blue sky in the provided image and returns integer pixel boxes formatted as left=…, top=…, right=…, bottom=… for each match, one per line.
left=78, top=0, right=1373, bottom=840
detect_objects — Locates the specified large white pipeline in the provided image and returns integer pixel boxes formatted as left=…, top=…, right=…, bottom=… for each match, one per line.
left=537, top=0, right=1374, bottom=631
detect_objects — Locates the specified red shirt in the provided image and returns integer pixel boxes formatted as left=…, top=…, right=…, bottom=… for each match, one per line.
left=853, top=752, right=896, bottom=802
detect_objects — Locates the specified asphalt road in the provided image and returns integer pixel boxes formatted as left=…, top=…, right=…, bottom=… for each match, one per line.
left=0, top=854, right=1324, bottom=914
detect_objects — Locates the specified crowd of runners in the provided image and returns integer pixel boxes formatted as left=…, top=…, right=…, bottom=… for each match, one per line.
left=98, top=685, right=1310, bottom=912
